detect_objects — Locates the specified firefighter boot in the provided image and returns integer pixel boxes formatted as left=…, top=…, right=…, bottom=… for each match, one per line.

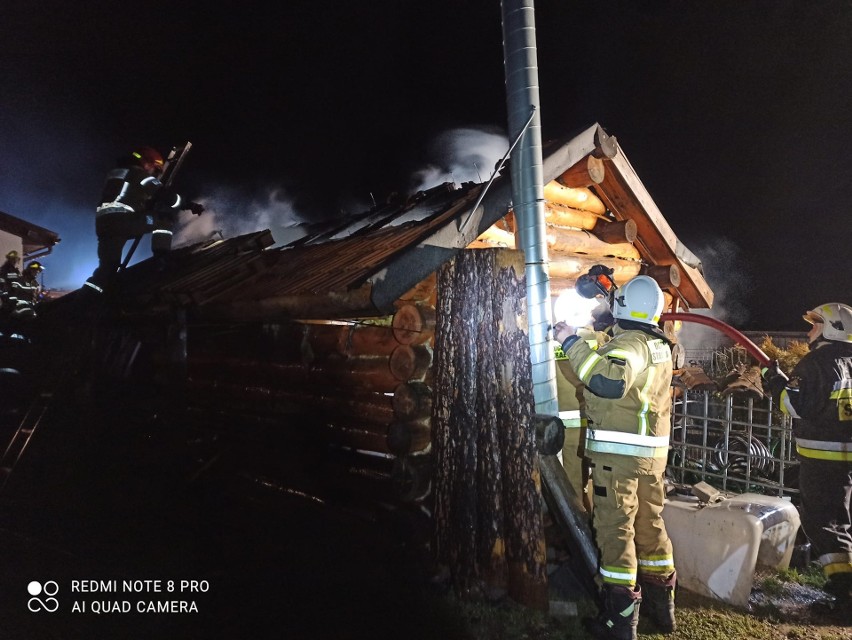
left=825, top=572, right=852, bottom=606
left=640, top=571, right=677, bottom=633
left=583, top=584, right=641, bottom=640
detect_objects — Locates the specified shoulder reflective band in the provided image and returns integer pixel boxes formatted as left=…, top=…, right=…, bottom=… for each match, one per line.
left=795, top=438, right=852, bottom=462
left=83, top=281, right=104, bottom=294
left=559, top=410, right=585, bottom=428
left=152, top=229, right=174, bottom=237
left=586, top=429, right=670, bottom=458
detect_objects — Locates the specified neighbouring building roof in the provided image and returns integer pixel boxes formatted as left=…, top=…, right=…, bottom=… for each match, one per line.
left=0, top=209, right=61, bottom=258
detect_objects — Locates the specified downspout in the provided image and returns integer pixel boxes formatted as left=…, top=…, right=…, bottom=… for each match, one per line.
left=501, top=0, right=557, bottom=414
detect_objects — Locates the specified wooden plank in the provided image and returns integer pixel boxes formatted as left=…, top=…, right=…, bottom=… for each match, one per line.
left=595, top=147, right=714, bottom=309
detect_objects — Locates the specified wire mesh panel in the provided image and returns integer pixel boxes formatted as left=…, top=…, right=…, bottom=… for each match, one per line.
left=669, top=389, right=798, bottom=499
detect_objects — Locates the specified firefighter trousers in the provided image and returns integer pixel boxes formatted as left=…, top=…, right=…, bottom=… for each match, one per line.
left=562, top=426, right=592, bottom=513
left=590, top=462, right=674, bottom=586
left=798, top=457, right=852, bottom=579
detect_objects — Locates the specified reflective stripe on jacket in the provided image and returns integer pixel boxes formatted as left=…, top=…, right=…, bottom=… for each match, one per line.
left=795, top=437, right=852, bottom=462
left=97, top=165, right=180, bottom=217
left=780, top=340, right=852, bottom=459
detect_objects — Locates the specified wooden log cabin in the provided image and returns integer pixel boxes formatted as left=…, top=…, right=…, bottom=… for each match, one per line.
left=30, top=122, right=713, bottom=606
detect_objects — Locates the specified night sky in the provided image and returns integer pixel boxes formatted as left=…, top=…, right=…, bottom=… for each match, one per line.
left=2, top=1, right=850, bottom=330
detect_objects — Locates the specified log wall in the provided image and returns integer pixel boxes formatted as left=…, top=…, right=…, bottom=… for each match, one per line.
left=180, top=274, right=438, bottom=508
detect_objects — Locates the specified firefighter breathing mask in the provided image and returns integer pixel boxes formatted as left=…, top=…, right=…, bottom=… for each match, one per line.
left=576, top=264, right=617, bottom=303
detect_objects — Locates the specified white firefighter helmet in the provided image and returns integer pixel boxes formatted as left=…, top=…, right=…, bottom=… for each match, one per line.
left=611, top=275, right=664, bottom=326
left=803, top=303, right=852, bottom=344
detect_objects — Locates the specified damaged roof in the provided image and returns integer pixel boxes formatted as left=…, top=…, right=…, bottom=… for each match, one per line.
left=96, top=123, right=714, bottom=321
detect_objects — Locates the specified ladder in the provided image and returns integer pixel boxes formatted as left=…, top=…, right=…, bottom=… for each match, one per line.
left=0, top=389, right=53, bottom=492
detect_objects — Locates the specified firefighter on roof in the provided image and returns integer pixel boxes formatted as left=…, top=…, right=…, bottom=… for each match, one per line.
left=555, top=275, right=676, bottom=640
left=84, top=146, right=203, bottom=295
left=763, top=302, right=852, bottom=605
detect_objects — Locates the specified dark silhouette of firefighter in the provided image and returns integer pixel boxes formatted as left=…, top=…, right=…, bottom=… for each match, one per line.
left=763, top=302, right=852, bottom=605
left=555, top=275, right=676, bottom=640
left=1, top=250, right=21, bottom=282
left=84, top=146, right=203, bottom=295
left=0, top=255, right=44, bottom=319
left=1, top=250, right=23, bottom=316
left=11, top=261, right=45, bottom=318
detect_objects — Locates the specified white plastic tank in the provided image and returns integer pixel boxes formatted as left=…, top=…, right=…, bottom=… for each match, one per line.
left=663, top=492, right=801, bottom=607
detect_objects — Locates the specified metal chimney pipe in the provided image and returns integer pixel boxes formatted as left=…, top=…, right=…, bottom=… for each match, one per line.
left=501, top=0, right=557, bottom=414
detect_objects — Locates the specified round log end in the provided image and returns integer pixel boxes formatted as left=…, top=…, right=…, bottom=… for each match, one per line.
left=533, top=414, right=565, bottom=455
left=392, top=304, right=435, bottom=345
left=643, top=264, right=681, bottom=289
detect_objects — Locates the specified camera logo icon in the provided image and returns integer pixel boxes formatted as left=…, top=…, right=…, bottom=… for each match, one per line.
left=27, top=581, right=59, bottom=613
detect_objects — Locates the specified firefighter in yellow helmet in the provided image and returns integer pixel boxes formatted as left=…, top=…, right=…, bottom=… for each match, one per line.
left=555, top=275, right=675, bottom=640
left=6, top=260, right=44, bottom=319
left=763, top=302, right=852, bottom=605
left=84, top=146, right=203, bottom=295
left=22, top=260, right=45, bottom=300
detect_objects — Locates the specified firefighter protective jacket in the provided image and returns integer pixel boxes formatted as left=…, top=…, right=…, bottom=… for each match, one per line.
left=97, top=165, right=182, bottom=219
left=564, top=323, right=673, bottom=474
left=779, top=340, right=852, bottom=461
left=555, top=329, right=611, bottom=428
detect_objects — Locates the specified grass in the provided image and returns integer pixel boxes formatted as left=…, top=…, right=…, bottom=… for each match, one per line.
left=425, top=568, right=849, bottom=640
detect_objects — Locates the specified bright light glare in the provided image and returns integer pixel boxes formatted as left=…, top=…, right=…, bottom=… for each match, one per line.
left=553, top=288, right=601, bottom=327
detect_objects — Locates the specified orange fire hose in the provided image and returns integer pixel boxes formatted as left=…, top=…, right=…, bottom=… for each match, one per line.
left=660, top=312, right=771, bottom=366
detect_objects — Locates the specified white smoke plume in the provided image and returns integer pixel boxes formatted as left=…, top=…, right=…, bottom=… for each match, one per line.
left=174, top=185, right=305, bottom=247
left=410, top=127, right=509, bottom=192
left=676, top=236, right=755, bottom=351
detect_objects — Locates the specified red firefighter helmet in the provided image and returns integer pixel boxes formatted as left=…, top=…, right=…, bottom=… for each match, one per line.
left=132, top=146, right=165, bottom=168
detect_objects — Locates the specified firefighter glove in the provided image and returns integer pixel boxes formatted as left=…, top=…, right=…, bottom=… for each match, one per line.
left=761, top=359, right=789, bottom=396
left=185, top=202, right=205, bottom=215
left=553, top=321, right=575, bottom=344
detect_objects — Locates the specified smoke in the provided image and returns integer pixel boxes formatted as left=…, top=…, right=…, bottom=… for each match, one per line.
left=676, top=236, right=756, bottom=350
left=174, top=185, right=304, bottom=247
left=409, top=127, right=509, bottom=192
